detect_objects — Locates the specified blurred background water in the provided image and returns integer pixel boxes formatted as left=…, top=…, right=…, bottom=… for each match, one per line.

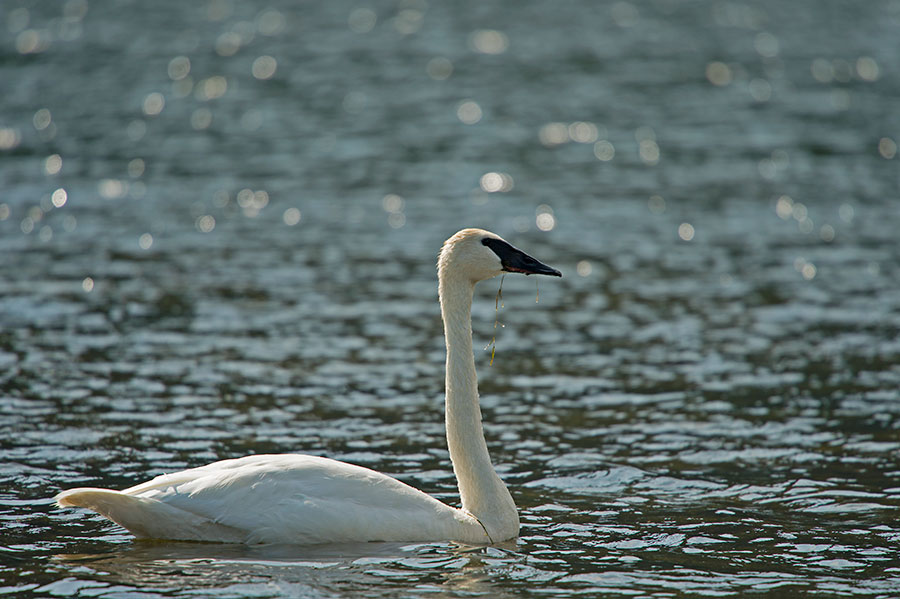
left=2, top=0, right=900, bottom=596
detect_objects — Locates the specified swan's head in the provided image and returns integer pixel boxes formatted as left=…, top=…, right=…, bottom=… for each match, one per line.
left=439, top=228, right=562, bottom=283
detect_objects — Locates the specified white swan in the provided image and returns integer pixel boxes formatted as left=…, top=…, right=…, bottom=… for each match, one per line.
left=56, top=228, right=561, bottom=545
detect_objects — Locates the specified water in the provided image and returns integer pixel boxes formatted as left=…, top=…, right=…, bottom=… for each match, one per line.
left=2, top=0, right=900, bottom=596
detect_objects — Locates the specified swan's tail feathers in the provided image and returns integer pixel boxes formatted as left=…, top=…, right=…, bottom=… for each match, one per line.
left=55, top=488, right=245, bottom=543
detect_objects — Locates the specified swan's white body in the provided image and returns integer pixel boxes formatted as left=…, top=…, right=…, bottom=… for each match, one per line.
left=57, top=454, right=490, bottom=544
left=56, top=228, right=560, bottom=545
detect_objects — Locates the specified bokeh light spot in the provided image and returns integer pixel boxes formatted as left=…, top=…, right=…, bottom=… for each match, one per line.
left=878, top=137, right=897, bottom=159
left=348, top=8, right=377, bottom=33
left=139, top=233, right=153, bottom=249
left=197, top=76, right=227, bottom=101
left=748, top=78, right=772, bottom=102
left=393, top=10, right=423, bottom=35
left=33, top=108, right=52, bottom=131
left=215, top=31, right=242, bottom=56
left=758, top=158, right=777, bottom=180
left=536, top=210, right=556, bottom=232
left=128, top=158, right=145, bottom=178
left=480, top=172, right=513, bottom=193
left=388, top=212, right=406, bottom=228
left=191, top=108, right=213, bottom=130
left=634, top=126, right=655, bottom=142
left=856, top=56, right=879, bottom=82
left=426, top=57, right=453, bottom=80
left=795, top=258, right=817, bottom=280
left=143, top=92, right=165, bottom=116
left=257, top=9, right=286, bottom=36
left=569, top=122, right=599, bottom=143
left=99, top=179, right=127, bottom=199
left=16, top=29, right=50, bottom=54
left=382, top=194, right=404, bottom=213
left=539, top=123, right=569, bottom=147
left=811, top=58, right=833, bottom=83
left=639, top=140, right=660, bottom=165
left=45, top=154, right=62, bottom=175
left=798, top=216, right=814, bottom=234
left=593, top=140, right=615, bottom=161
left=196, top=214, right=216, bottom=233
left=168, top=56, right=191, bottom=80
left=51, top=188, right=67, bottom=208
left=469, top=29, right=508, bottom=54
left=706, top=61, right=732, bottom=86
left=838, top=203, right=854, bottom=223
left=456, top=100, right=482, bottom=124
left=678, top=223, right=695, bottom=241
left=0, top=128, right=22, bottom=150
left=283, top=207, right=301, bottom=226
left=754, top=32, right=779, bottom=58
left=252, top=55, right=277, bottom=79
left=775, top=195, right=793, bottom=219
left=237, top=189, right=269, bottom=217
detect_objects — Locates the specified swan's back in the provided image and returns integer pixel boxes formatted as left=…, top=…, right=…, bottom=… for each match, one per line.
left=57, top=454, right=487, bottom=544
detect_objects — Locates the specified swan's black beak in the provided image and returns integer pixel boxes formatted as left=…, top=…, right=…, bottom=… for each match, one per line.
left=482, top=238, right=562, bottom=277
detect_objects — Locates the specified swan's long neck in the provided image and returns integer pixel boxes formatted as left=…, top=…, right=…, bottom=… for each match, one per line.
left=438, top=271, right=519, bottom=541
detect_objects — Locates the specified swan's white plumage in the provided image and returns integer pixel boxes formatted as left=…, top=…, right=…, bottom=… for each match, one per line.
left=58, top=454, right=487, bottom=544
left=56, top=228, right=558, bottom=545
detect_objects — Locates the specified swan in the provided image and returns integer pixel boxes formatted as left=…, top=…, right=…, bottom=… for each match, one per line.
left=55, top=228, right=561, bottom=544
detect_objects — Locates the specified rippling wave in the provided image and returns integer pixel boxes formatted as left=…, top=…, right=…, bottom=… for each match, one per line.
left=2, top=0, right=900, bottom=596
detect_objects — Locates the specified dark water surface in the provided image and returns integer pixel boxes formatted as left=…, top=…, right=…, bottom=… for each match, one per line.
left=2, top=0, right=900, bottom=596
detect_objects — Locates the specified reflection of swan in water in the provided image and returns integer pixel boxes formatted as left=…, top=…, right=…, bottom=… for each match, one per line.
left=54, top=539, right=522, bottom=595
left=56, top=228, right=561, bottom=545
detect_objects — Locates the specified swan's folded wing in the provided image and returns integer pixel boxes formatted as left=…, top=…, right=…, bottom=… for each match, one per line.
left=148, top=454, right=479, bottom=544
